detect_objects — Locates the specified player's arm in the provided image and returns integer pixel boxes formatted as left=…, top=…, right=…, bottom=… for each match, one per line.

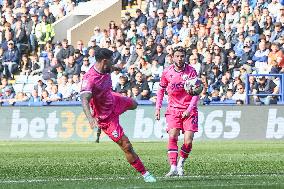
left=182, top=70, right=200, bottom=118
left=80, top=77, right=98, bottom=129
left=81, top=92, right=98, bottom=129
left=155, top=71, right=168, bottom=120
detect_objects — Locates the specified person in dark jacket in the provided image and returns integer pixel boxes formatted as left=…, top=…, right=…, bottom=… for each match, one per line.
left=56, top=39, right=75, bottom=65
left=2, top=40, right=20, bottom=78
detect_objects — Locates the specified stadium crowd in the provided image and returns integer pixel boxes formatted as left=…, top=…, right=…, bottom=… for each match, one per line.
left=0, top=0, right=284, bottom=106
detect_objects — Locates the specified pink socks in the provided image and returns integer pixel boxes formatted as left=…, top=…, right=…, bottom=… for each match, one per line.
left=130, top=157, right=147, bottom=175
left=168, top=137, right=178, bottom=166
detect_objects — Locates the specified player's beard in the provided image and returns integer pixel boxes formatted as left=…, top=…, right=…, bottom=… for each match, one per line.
left=174, top=61, right=184, bottom=69
left=103, top=65, right=112, bottom=73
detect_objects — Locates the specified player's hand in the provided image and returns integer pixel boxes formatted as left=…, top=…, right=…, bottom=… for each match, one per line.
left=181, top=110, right=189, bottom=119
left=155, top=109, right=161, bottom=120
left=89, top=118, right=98, bottom=129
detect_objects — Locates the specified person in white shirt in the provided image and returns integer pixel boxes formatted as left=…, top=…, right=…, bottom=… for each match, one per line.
left=232, top=83, right=246, bottom=102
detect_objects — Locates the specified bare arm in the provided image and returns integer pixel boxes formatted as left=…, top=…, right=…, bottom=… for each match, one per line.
left=81, top=92, right=98, bottom=129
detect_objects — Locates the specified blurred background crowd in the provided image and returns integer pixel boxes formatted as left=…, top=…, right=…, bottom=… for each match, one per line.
left=0, top=0, right=284, bottom=106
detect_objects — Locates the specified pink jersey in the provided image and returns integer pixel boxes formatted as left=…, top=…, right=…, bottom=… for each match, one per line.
left=80, top=66, right=114, bottom=120
left=156, top=64, right=197, bottom=110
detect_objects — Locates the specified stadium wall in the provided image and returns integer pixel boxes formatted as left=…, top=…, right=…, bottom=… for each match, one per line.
left=67, top=0, right=121, bottom=46
left=0, top=106, right=283, bottom=141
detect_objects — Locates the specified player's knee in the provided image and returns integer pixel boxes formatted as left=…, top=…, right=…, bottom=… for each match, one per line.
left=184, top=137, right=193, bottom=146
left=130, top=100, right=138, bottom=110
left=122, top=141, right=133, bottom=153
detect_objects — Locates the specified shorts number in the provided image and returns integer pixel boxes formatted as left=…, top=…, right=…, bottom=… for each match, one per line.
left=191, top=115, right=198, bottom=125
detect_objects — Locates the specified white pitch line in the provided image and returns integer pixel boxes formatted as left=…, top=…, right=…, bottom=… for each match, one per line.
left=0, top=173, right=283, bottom=184
left=131, top=183, right=283, bottom=189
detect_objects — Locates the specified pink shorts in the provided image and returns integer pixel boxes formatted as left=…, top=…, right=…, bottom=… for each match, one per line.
left=98, top=94, right=134, bottom=142
left=165, top=108, right=198, bottom=133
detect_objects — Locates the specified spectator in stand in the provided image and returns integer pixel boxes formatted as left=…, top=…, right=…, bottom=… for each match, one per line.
left=29, top=89, right=41, bottom=103
left=115, top=74, right=131, bottom=95
left=152, top=44, right=166, bottom=66
left=90, top=26, right=103, bottom=46
left=49, top=84, right=62, bottom=102
left=0, top=86, right=15, bottom=104
left=64, top=55, right=80, bottom=77
left=30, top=53, right=44, bottom=76
left=58, top=75, right=72, bottom=101
left=20, top=54, right=31, bottom=75
left=138, top=56, right=152, bottom=79
left=56, top=39, right=75, bottom=65
left=252, top=76, right=278, bottom=105
left=253, top=41, right=269, bottom=73
left=232, top=83, right=246, bottom=103
left=131, top=72, right=150, bottom=100
left=130, top=85, right=143, bottom=100
left=111, top=44, right=121, bottom=65
left=41, top=90, right=50, bottom=102
left=43, top=7, right=56, bottom=24
left=35, top=15, right=55, bottom=51
left=80, top=56, right=92, bottom=72
left=34, top=79, right=46, bottom=97
left=2, top=40, right=20, bottom=79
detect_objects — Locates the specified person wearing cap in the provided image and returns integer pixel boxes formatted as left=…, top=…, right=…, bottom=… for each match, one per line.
left=270, top=22, right=284, bottom=42
left=0, top=86, right=15, bottom=104
left=2, top=40, right=20, bottom=79
left=135, top=8, right=147, bottom=26
left=240, top=44, right=254, bottom=73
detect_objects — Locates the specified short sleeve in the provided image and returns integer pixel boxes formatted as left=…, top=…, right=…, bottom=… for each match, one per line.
left=80, top=75, right=95, bottom=94
left=159, top=70, right=169, bottom=88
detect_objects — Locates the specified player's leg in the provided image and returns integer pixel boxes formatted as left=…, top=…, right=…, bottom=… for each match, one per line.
left=95, top=127, right=102, bottom=143
left=127, top=99, right=138, bottom=110
left=177, top=131, right=194, bottom=176
left=116, top=134, right=156, bottom=182
left=177, top=109, right=198, bottom=176
left=166, top=128, right=180, bottom=177
left=112, top=93, right=137, bottom=114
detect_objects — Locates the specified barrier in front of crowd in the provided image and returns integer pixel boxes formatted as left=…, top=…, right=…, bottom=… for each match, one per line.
left=0, top=105, right=283, bottom=141
left=245, top=74, right=284, bottom=104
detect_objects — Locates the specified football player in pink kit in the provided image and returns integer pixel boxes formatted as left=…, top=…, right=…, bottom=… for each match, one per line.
left=80, top=48, right=156, bottom=182
left=155, top=47, right=199, bottom=177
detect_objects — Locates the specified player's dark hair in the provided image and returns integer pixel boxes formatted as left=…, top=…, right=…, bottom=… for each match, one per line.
left=95, top=48, right=113, bottom=62
left=173, top=46, right=186, bottom=54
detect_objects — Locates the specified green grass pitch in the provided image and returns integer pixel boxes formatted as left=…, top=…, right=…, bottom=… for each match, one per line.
left=0, top=141, right=283, bottom=189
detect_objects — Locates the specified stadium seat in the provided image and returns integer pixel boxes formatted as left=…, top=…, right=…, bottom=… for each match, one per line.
left=13, top=83, right=24, bottom=93
left=152, top=82, right=160, bottom=94
left=27, top=75, right=42, bottom=84
left=209, top=100, right=236, bottom=105
left=22, top=84, right=35, bottom=93
left=15, top=75, right=28, bottom=84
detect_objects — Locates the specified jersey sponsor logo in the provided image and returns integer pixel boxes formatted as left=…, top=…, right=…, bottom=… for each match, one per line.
left=171, top=82, right=184, bottom=90
left=182, top=73, right=196, bottom=81
left=112, top=130, right=118, bottom=138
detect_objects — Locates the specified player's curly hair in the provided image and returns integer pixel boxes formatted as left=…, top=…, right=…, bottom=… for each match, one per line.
left=95, top=48, right=113, bottom=62
left=173, top=46, right=186, bottom=54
